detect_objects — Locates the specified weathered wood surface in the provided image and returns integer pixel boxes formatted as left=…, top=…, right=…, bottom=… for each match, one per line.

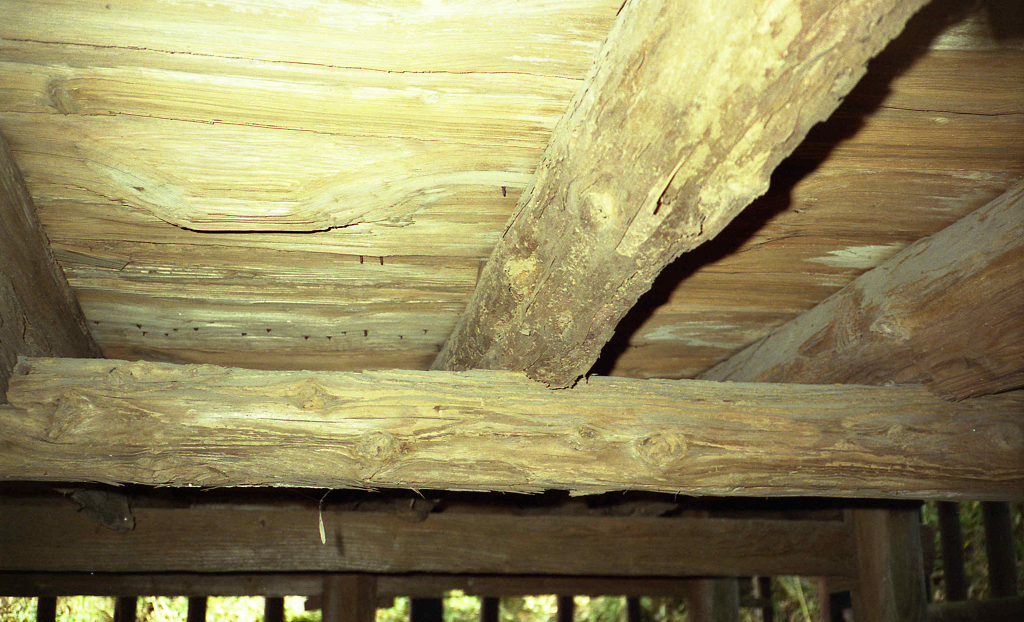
left=0, top=572, right=768, bottom=598
left=700, top=181, right=1024, bottom=399
left=2, top=357, right=1023, bottom=499
left=0, top=2, right=1016, bottom=378
left=601, top=0, right=1024, bottom=380
left=432, top=0, right=930, bottom=386
left=322, top=575, right=376, bottom=622
left=0, top=499, right=856, bottom=576
left=0, top=129, right=101, bottom=401
left=927, top=597, right=1024, bottom=622
left=0, top=0, right=619, bottom=375
left=852, top=508, right=928, bottom=622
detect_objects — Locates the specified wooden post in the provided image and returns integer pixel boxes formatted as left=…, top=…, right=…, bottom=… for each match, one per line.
left=480, top=597, right=500, bottom=622
left=323, top=575, right=377, bottom=622
left=411, top=598, right=444, bottom=622
left=114, top=597, right=137, bottom=622
left=557, top=596, right=575, bottom=622
left=264, top=597, right=285, bottom=622
left=187, top=597, right=207, bottom=622
left=683, top=580, right=739, bottom=622
left=937, top=502, right=967, bottom=601
left=0, top=129, right=101, bottom=401
left=852, top=508, right=927, bottom=622
left=981, top=502, right=1019, bottom=598
left=753, top=577, right=773, bottom=622
left=625, top=597, right=641, bottom=622
left=35, top=597, right=56, bottom=622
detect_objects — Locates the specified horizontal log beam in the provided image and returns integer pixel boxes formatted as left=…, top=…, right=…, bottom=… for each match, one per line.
left=701, top=180, right=1024, bottom=400
left=0, top=129, right=101, bottom=400
left=2, top=357, right=1023, bottom=500
left=0, top=499, right=855, bottom=577
left=432, top=0, right=929, bottom=387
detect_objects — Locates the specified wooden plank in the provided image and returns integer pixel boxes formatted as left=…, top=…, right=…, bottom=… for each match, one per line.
left=114, top=597, right=137, bottom=622
left=558, top=596, right=575, bottom=622
left=683, top=580, right=740, bottom=622
left=264, top=598, right=285, bottom=622
left=702, top=180, right=1024, bottom=399
left=851, top=508, right=928, bottom=622
left=480, top=598, right=499, bottom=622
left=35, top=596, right=56, bottom=622
left=927, top=597, right=1024, bottom=622
left=432, top=0, right=930, bottom=387
left=411, top=598, right=444, bottom=622
left=0, top=129, right=100, bottom=401
left=0, top=572, right=739, bottom=598
left=186, top=597, right=206, bottom=622
left=3, top=357, right=1023, bottom=499
left=981, top=502, right=1019, bottom=598
left=937, top=502, right=967, bottom=601
left=322, top=575, right=376, bottom=622
left=0, top=500, right=857, bottom=576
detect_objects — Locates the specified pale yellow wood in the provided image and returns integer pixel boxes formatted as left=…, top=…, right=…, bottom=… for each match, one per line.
left=0, top=1, right=1019, bottom=380
left=2, top=357, right=1022, bottom=499
left=432, top=0, right=933, bottom=386
left=702, top=181, right=1024, bottom=400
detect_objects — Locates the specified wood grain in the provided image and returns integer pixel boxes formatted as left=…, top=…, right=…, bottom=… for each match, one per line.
left=701, top=181, right=1024, bottom=400
left=852, top=508, right=928, bottom=622
left=432, top=0, right=931, bottom=386
left=0, top=498, right=856, bottom=576
left=0, top=1, right=1018, bottom=379
left=2, top=357, right=1022, bottom=499
left=0, top=128, right=101, bottom=401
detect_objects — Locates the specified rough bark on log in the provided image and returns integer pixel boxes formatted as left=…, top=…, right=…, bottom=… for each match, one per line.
left=0, top=130, right=101, bottom=401
left=2, top=357, right=1022, bottom=499
left=701, top=181, right=1024, bottom=400
left=432, top=0, right=930, bottom=387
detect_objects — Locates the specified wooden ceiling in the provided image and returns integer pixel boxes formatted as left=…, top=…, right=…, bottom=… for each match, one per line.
left=1, top=0, right=1021, bottom=379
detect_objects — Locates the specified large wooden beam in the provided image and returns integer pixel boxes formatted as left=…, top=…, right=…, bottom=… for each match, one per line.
left=0, top=130, right=101, bottom=400
left=2, top=357, right=1022, bottom=499
left=0, top=499, right=856, bottom=577
left=701, top=181, right=1024, bottom=400
left=431, top=0, right=930, bottom=387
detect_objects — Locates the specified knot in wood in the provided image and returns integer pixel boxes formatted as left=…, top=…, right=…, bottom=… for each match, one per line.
left=48, top=390, right=92, bottom=440
left=579, top=191, right=617, bottom=230
left=359, top=431, right=399, bottom=464
left=634, top=432, right=687, bottom=467
left=987, top=422, right=1024, bottom=453
left=46, top=79, right=79, bottom=115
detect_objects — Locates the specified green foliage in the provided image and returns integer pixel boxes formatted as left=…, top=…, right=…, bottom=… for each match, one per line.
left=0, top=596, right=37, bottom=621
left=922, top=501, right=1024, bottom=601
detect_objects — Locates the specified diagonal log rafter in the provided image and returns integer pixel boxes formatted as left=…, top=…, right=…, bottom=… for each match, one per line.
left=701, top=180, right=1024, bottom=399
left=432, top=0, right=931, bottom=387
